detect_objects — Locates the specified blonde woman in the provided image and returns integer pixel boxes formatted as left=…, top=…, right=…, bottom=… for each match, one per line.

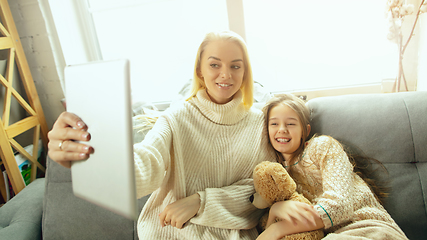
left=48, top=31, right=274, bottom=239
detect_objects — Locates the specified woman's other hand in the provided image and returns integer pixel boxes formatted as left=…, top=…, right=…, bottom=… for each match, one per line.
left=159, top=193, right=201, bottom=229
left=47, top=112, right=94, bottom=168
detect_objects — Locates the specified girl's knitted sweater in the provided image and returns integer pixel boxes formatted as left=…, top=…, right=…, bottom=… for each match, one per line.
left=134, top=90, right=273, bottom=239
left=290, top=135, right=403, bottom=235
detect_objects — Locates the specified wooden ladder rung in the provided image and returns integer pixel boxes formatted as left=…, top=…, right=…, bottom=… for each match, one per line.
left=5, top=116, right=39, bottom=139
left=9, top=138, right=46, bottom=172
left=0, top=36, right=13, bottom=50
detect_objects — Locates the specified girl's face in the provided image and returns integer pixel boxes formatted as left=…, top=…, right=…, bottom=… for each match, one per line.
left=268, top=104, right=305, bottom=162
left=199, top=40, right=245, bottom=104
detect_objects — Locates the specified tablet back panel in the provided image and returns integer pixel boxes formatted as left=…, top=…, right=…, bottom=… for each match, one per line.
left=64, top=59, right=137, bottom=220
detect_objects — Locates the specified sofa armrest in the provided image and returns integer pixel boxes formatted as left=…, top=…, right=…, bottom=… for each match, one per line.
left=0, top=178, right=45, bottom=240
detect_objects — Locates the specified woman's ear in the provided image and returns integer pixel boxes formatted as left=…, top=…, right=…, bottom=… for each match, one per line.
left=307, top=124, right=311, bottom=137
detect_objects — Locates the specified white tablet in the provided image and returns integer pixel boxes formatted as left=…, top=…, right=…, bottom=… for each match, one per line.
left=64, top=59, right=137, bottom=220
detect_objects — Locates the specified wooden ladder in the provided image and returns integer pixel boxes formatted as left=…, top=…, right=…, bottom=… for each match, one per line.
left=0, top=0, right=49, bottom=199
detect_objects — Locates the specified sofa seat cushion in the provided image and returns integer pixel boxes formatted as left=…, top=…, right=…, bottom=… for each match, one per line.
left=42, top=160, right=138, bottom=240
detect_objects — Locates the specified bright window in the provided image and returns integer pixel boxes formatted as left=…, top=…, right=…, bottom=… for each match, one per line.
left=244, top=0, right=396, bottom=93
left=50, top=0, right=397, bottom=103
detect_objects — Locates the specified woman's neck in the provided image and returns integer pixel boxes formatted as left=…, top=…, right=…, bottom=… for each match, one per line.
left=189, top=89, right=248, bottom=125
left=205, top=89, right=233, bottom=105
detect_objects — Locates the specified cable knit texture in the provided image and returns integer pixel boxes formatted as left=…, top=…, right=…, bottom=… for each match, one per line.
left=134, top=90, right=274, bottom=239
left=289, top=135, right=408, bottom=239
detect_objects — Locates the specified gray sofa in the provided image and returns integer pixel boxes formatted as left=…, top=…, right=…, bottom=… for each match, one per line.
left=4, top=91, right=424, bottom=239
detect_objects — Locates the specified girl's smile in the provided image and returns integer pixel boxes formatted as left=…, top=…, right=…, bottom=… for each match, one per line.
left=276, top=138, right=291, bottom=143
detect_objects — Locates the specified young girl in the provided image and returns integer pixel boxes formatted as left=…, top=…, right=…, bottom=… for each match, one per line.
left=256, top=94, right=408, bottom=240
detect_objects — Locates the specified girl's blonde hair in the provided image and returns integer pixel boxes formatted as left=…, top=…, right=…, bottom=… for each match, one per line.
left=187, top=31, right=254, bottom=108
left=262, top=94, right=310, bottom=166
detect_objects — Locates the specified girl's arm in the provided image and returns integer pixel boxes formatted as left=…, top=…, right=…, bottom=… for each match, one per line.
left=310, top=136, right=355, bottom=229
left=257, top=215, right=324, bottom=240
left=266, top=200, right=323, bottom=229
left=257, top=200, right=324, bottom=239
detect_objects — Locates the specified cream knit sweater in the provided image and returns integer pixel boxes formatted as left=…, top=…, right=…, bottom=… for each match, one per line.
left=134, top=90, right=273, bottom=239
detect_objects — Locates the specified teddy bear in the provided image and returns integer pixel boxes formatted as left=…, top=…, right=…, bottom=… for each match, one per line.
left=251, top=161, right=324, bottom=240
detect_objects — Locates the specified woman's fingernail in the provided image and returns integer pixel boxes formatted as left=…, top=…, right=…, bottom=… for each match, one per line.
left=77, top=121, right=85, bottom=128
left=82, top=133, right=89, bottom=139
left=79, top=153, right=87, bottom=159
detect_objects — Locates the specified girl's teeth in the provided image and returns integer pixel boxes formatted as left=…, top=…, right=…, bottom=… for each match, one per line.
left=277, top=138, right=290, bottom=143
left=218, top=83, right=231, bottom=87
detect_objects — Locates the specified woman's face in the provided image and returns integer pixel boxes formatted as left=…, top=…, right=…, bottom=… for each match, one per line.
left=199, top=40, right=245, bottom=104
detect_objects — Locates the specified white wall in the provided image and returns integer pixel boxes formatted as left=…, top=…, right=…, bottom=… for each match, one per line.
left=418, top=14, right=427, bottom=91
left=8, top=0, right=65, bottom=129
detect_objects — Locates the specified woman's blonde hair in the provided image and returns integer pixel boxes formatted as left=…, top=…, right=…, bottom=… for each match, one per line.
left=187, top=31, right=254, bottom=108
left=262, top=94, right=311, bottom=166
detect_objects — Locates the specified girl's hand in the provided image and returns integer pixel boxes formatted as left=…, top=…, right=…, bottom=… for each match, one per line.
left=159, top=193, right=201, bottom=229
left=47, top=112, right=94, bottom=168
left=266, top=200, right=319, bottom=229
left=257, top=201, right=324, bottom=239
left=256, top=221, right=288, bottom=240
